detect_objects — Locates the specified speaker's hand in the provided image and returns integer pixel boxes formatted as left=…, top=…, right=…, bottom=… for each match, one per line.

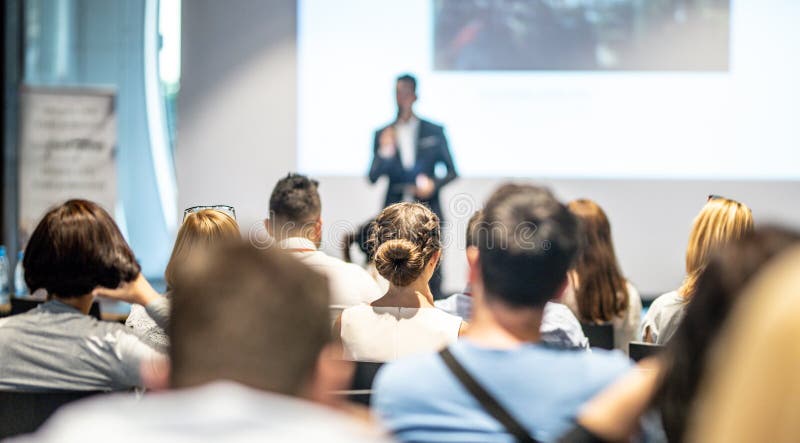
left=415, top=174, right=435, bottom=199
left=378, top=126, right=397, bottom=158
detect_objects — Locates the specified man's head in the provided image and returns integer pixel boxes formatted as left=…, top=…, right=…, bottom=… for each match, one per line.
left=465, top=209, right=483, bottom=250
left=396, top=74, right=417, bottom=117
left=470, top=184, right=580, bottom=308
left=168, top=241, right=339, bottom=398
left=267, top=173, right=322, bottom=244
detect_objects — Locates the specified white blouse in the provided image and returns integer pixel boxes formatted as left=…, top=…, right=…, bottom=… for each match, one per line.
left=641, top=290, right=686, bottom=344
left=340, top=305, right=462, bottom=362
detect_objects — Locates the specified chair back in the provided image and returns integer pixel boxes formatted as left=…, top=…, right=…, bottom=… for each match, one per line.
left=580, top=322, right=615, bottom=350
left=10, top=298, right=41, bottom=316
left=349, top=361, right=384, bottom=406
left=0, top=390, right=104, bottom=438
left=629, top=341, right=664, bottom=362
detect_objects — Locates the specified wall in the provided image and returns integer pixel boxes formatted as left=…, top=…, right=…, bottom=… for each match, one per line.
left=179, top=1, right=800, bottom=298
left=21, top=0, right=173, bottom=277
left=178, top=0, right=296, bottom=237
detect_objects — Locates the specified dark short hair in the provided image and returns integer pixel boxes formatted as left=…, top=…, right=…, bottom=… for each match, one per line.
left=466, top=209, right=483, bottom=248
left=397, top=73, right=417, bottom=93
left=24, top=199, right=141, bottom=298
left=269, top=173, right=321, bottom=223
left=169, top=240, right=331, bottom=395
left=478, top=184, right=580, bottom=308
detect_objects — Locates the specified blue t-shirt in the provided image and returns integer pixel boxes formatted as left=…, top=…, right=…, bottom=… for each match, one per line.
left=372, top=340, right=631, bottom=443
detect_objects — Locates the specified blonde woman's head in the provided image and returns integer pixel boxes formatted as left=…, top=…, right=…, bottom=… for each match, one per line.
left=165, top=209, right=241, bottom=290
left=681, top=196, right=753, bottom=298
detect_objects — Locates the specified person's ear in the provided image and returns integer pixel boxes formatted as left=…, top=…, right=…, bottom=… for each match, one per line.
left=314, top=216, right=323, bottom=243
left=305, top=342, right=354, bottom=407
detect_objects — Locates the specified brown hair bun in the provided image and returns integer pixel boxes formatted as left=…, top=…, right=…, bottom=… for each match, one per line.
left=374, top=238, right=426, bottom=287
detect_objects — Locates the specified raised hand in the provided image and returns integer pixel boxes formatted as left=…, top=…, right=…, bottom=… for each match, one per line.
left=378, top=126, right=397, bottom=158
left=92, top=273, right=161, bottom=306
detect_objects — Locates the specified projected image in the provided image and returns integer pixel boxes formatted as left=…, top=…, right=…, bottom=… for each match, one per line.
left=434, top=0, right=731, bottom=71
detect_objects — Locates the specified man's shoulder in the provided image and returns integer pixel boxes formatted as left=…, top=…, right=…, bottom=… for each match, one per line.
left=317, top=252, right=376, bottom=280
left=29, top=383, right=391, bottom=442
left=577, top=348, right=633, bottom=383
left=374, top=350, right=448, bottom=396
left=433, top=293, right=460, bottom=315
left=419, top=118, right=445, bottom=133
left=543, top=301, right=577, bottom=319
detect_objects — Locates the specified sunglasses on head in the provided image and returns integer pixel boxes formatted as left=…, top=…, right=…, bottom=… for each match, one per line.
left=183, top=205, right=236, bottom=222
left=707, top=195, right=750, bottom=211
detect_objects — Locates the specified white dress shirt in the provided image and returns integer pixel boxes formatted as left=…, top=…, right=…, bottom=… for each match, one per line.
left=277, top=237, right=382, bottom=312
left=13, top=382, right=392, bottom=443
left=394, top=116, right=419, bottom=169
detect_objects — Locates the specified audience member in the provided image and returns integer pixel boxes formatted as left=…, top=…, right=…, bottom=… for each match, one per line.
left=337, top=202, right=465, bottom=362
left=126, top=207, right=240, bottom=351
left=562, top=227, right=800, bottom=442
left=642, top=195, right=753, bottom=344
left=0, top=200, right=166, bottom=392
left=16, top=241, right=391, bottom=442
left=687, top=245, right=800, bottom=443
left=562, top=199, right=641, bottom=353
left=436, top=209, right=589, bottom=349
left=372, top=184, right=631, bottom=442
left=266, top=173, right=382, bottom=313
left=654, top=227, right=800, bottom=442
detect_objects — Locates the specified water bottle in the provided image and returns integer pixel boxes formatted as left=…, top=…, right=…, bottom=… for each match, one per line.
left=0, top=246, right=10, bottom=310
left=14, top=250, right=29, bottom=298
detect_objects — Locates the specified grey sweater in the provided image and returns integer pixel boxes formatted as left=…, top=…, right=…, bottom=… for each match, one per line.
left=0, top=298, right=169, bottom=392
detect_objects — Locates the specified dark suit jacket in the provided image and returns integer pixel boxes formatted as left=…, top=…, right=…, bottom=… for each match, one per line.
left=368, top=118, right=458, bottom=219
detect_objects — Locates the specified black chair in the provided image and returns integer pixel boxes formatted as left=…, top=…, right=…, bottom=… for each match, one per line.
left=580, top=322, right=614, bottom=350
left=9, top=298, right=102, bottom=320
left=0, top=390, right=104, bottom=438
left=9, top=298, right=41, bottom=316
left=629, top=341, right=664, bottom=362
left=348, top=361, right=384, bottom=406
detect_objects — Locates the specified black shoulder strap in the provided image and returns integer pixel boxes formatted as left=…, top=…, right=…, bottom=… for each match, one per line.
left=439, top=347, right=540, bottom=443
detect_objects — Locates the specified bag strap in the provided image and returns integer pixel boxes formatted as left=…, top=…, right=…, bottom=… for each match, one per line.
left=439, top=347, right=540, bottom=443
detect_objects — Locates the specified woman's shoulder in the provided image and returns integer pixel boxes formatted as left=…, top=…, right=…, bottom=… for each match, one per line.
left=624, top=280, right=640, bottom=297
left=644, top=291, right=684, bottom=326
left=650, top=290, right=682, bottom=308
left=125, top=303, right=152, bottom=327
